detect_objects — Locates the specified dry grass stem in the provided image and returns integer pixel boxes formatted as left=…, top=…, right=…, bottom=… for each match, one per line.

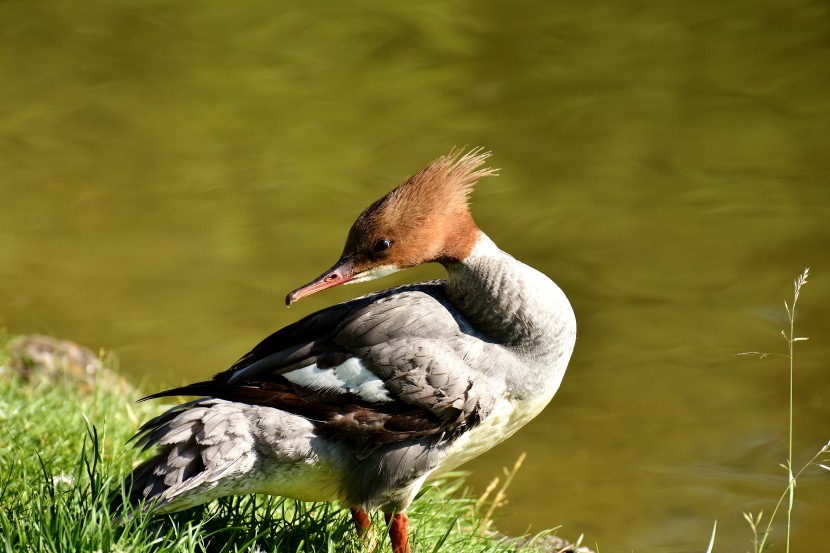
left=476, top=452, right=526, bottom=534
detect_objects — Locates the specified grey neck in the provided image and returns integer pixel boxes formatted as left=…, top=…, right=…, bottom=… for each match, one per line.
left=444, top=232, right=576, bottom=358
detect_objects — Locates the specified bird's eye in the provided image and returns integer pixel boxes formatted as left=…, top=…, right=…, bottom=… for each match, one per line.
left=373, top=239, right=391, bottom=252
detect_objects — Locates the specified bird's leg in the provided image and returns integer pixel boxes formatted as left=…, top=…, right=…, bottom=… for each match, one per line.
left=350, top=507, right=377, bottom=552
left=384, top=511, right=411, bottom=553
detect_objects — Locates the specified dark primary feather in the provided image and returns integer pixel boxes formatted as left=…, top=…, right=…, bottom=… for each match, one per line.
left=143, top=282, right=494, bottom=458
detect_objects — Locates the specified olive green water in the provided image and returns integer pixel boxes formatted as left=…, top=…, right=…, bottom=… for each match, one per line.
left=2, top=2, right=829, bottom=551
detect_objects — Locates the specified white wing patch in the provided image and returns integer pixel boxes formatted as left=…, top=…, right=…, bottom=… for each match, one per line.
left=283, top=358, right=394, bottom=403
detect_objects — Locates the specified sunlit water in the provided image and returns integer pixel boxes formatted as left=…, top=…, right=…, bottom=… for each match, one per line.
left=2, top=2, right=829, bottom=551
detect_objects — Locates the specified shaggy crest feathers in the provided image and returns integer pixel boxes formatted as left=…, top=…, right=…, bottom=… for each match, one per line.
left=358, top=148, right=497, bottom=225
left=388, top=147, right=498, bottom=214
left=344, top=148, right=498, bottom=266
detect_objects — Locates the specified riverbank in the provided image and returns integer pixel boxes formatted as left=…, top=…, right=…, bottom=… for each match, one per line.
left=0, top=333, right=591, bottom=552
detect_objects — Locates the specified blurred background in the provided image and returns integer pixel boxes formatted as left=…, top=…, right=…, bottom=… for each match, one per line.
left=2, top=1, right=829, bottom=551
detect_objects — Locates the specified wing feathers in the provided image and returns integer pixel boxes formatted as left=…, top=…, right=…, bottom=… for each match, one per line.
left=141, top=283, right=494, bottom=456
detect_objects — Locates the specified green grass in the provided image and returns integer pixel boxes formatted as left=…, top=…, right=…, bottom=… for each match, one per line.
left=0, top=337, right=567, bottom=553
left=731, top=268, right=830, bottom=553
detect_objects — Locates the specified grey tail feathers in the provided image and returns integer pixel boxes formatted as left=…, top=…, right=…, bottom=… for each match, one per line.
left=111, top=399, right=255, bottom=517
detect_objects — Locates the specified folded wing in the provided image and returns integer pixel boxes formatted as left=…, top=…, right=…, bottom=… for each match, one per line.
left=142, top=283, right=498, bottom=458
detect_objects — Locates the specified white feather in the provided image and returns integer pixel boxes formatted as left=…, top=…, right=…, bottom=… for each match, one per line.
left=283, top=358, right=394, bottom=403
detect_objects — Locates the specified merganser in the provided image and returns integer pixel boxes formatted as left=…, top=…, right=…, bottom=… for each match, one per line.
left=122, top=149, right=577, bottom=553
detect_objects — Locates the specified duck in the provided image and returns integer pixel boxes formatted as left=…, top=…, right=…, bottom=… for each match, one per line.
left=122, top=149, right=577, bottom=553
